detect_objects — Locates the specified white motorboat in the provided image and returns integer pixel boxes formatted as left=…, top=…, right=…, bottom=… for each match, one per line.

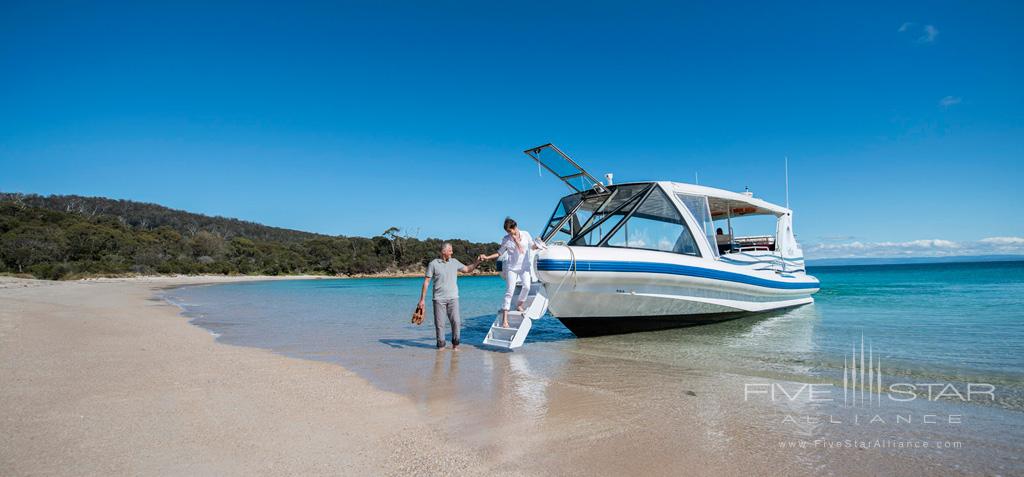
left=484, top=143, right=819, bottom=347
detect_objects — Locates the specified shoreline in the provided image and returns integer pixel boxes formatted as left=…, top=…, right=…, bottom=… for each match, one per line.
left=0, top=270, right=500, bottom=284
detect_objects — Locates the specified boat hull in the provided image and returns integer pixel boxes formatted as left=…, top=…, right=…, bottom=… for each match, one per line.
left=536, top=245, right=819, bottom=336
left=556, top=307, right=822, bottom=336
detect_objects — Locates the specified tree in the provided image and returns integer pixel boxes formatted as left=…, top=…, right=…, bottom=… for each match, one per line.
left=64, top=222, right=132, bottom=261
left=228, top=237, right=258, bottom=273
left=382, top=226, right=401, bottom=262
left=0, top=225, right=67, bottom=273
left=0, top=196, right=500, bottom=279
left=189, top=231, right=225, bottom=259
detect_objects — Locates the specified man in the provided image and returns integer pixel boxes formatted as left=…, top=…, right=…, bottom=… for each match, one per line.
left=417, top=242, right=481, bottom=350
left=715, top=227, right=733, bottom=255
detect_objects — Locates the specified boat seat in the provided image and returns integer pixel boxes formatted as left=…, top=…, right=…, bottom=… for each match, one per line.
left=716, top=234, right=734, bottom=254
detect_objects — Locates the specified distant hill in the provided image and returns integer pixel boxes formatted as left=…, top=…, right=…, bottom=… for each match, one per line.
left=0, top=192, right=498, bottom=279
left=806, top=255, right=1024, bottom=267
left=0, top=193, right=326, bottom=244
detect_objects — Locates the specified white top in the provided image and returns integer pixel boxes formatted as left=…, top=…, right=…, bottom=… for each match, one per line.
left=499, top=230, right=544, bottom=272
left=665, top=181, right=790, bottom=217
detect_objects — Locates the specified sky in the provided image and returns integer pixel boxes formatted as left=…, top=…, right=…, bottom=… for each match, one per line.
left=1, top=1, right=1022, bottom=258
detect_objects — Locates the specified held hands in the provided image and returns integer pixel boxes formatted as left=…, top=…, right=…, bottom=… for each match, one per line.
left=477, top=254, right=489, bottom=263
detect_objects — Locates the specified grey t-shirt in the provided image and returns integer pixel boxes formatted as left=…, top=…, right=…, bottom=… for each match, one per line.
left=426, top=258, right=464, bottom=300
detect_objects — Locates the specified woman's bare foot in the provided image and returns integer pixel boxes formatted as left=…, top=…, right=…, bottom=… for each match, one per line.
left=501, top=309, right=510, bottom=328
left=516, top=301, right=525, bottom=312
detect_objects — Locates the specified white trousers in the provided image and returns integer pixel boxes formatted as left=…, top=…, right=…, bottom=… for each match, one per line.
left=502, top=269, right=532, bottom=311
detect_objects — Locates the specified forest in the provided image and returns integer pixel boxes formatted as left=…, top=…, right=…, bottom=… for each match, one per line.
left=0, top=193, right=499, bottom=280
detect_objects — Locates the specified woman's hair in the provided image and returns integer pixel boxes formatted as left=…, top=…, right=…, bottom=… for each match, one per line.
left=503, top=217, right=517, bottom=231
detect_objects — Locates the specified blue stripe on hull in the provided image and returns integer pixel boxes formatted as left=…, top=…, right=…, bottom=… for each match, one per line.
left=537, top=259, right=819, bottom=290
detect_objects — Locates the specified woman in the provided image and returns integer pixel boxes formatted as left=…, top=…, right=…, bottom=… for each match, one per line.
left=479, top=217, right=546, bottom=328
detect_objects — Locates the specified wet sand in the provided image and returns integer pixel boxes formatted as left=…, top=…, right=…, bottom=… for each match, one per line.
left=1, top=276, right=1016, bottom=476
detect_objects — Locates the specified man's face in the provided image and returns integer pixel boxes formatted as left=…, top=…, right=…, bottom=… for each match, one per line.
left=441, top=246, right=453, bottom=260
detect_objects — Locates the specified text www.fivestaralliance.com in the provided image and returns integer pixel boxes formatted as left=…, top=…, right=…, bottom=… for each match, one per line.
left=778, top=439, right=963, bottom=450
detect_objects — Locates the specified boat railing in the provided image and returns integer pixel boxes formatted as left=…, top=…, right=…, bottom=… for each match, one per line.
left=729, top=235, right=776, bottom=253
left=737, top=245, right=772, bottom=252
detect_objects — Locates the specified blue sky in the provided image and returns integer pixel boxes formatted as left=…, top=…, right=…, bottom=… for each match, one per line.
left=1, top=1, right=1022, bottom=258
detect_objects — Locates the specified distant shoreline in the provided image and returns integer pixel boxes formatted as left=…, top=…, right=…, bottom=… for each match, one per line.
left=0, top=270, right=501, bottom=282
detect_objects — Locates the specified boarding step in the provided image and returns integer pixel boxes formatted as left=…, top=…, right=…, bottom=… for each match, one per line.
left=483, top=281, right=549, bottom=350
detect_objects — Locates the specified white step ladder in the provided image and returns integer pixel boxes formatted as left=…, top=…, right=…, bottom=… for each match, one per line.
left=483, top=281, right=548, bottom=349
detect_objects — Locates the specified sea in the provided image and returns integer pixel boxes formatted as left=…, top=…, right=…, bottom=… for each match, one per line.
left=165, top=261, right=1024, bottom=410
left=163, top=260, right=1024, bottom=473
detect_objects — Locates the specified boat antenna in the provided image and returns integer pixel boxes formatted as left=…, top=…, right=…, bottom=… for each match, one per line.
left=784, top=156, right=790, bottom=209
left=694, top=172, right=699, bottom=185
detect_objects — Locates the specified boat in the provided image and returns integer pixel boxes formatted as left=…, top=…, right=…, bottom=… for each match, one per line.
left=483, top=143, right=819, bottom=348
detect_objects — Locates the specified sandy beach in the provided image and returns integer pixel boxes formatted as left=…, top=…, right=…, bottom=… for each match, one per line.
left=1, top=276, right=1013, bottom=476
left=0, top=276, right=485, bottom=475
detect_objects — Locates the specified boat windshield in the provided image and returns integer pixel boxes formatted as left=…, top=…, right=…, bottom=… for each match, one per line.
left=571, top=184, right=649, bottom=245
left=542, top=193, right=599, bottom=244
left=541, top=184, right=647, bottom=244
left=525, top=144, right=608, bottom=193
left=542, top=183, right=701, bottom=257
left=604, top=188, right=701, bottom=256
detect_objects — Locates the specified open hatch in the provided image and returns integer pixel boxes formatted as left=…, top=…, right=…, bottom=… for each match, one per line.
left=524, top=144, right=609, bottom=194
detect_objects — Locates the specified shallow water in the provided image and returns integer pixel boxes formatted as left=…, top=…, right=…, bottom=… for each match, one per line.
left=164, top=261, right=1024, bottom=473
left=166, top=261, right=1024, bottom=410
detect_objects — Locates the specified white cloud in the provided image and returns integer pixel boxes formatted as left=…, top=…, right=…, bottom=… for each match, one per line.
left=980, top=236, right=1024, bottom=246
left=919, top=24, right=939, bottom=43
left=877, top=239, right=960, bottom=249
left=819, top=235, right=857, bottom=241
left=939, top=95, right=962, bottom=108
left=804, top=237, right=1024, bottom=259
left=898, top=22, right=938, bottom=44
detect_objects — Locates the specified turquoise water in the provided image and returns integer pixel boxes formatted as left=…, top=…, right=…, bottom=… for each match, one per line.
left=166, top=261, right=1024, bottom=411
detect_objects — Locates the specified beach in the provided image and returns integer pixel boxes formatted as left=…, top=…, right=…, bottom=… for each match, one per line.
left=0, top=276, right=484, bottom=475
left=2, top=275, right=1020, bottom=476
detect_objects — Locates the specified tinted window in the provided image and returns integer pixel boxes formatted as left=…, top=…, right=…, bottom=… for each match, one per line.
left=605, top=188, right=701, bottom=256
left=570, top=184, right=649, bottom=246
left=544, top=193, right=606, bottom=244
left=676, top=193, right=716, bottom=257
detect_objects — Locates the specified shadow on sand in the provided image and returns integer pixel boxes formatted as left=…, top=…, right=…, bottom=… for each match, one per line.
left=378, top=337, right=438, bottom=349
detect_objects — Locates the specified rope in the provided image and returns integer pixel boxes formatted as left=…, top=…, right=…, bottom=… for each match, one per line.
left=548, top=244, right=577, bottom=307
